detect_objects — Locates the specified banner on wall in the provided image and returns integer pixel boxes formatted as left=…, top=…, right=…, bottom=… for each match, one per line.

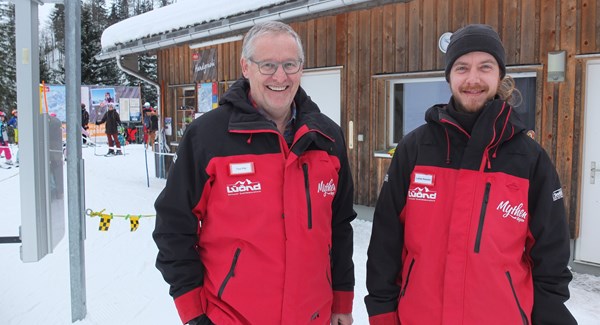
left=89, top=85, right=142, bottom=123
left=41, top=85, right=141, bottom=123
left=192, top=48, right=217, bottom=81
left=197, top=82, right=218, bottom=113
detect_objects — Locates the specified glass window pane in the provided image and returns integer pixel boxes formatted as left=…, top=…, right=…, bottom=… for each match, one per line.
left=402, top=81, right=451, bottom=136
left=512, top=77, right=536, bottom=131
left=389, top=73, right=537, bottom=147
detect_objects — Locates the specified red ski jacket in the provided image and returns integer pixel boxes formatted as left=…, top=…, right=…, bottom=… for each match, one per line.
left=365, top=99, right=576, bottom=325
left=154, top=78, right=356, bottom=324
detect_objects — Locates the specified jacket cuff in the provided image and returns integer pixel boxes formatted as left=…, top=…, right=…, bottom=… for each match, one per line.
left=332, top=290, right=354, bottom=314
left=174, top=287, right=204, bottom=324
left=369, top=312, right=399, bottom=325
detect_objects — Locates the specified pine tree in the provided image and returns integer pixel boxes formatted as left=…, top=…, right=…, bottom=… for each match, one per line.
left=0, top=3, right=17, bottom=111
left=82, top=0, right=120, bottom=85
left=47, top=4, right=66, bottom=83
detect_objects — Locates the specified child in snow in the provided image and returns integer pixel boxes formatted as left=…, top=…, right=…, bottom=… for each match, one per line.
left=0, top=111, right=14, bottom=165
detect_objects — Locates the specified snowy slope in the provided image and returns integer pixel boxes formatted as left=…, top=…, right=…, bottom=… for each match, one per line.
left=1, top=143, right=599, bottom=324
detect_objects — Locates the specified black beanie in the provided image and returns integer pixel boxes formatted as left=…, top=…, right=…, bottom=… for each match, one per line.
left=444, top=24, right=506, bottom=81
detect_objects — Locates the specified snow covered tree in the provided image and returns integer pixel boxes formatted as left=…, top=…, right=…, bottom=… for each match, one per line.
left=82, top=0, right=120, bottom=85
left=0, top=3, right=16, bottom=111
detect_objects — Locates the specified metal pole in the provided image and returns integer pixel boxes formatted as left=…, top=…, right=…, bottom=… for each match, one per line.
left=65, top=0, right=87, bottom=322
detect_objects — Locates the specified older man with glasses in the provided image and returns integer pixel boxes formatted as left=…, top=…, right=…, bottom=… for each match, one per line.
left=153, top=21, right=357, bottom=325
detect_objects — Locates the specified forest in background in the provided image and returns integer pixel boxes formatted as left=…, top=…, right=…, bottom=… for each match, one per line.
left=0, top=0, right=176, bottom=113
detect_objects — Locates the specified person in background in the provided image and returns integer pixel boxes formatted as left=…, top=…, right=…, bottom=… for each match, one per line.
left=96, top=103, right=122, bottom=156
left=153, top=21, right=356, bottom=325
left=143, top=104, right=158, bottom=151
left=7, top=109, right=17, bottom=144
left=81, top=103, right=90, bottom=145
left=365, top=24, right=576, bottom=325
left=0, top=111, right=14, bottom=165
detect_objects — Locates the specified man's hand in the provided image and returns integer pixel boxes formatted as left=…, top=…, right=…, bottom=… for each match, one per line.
left=331, top=313, right=353, bottom=325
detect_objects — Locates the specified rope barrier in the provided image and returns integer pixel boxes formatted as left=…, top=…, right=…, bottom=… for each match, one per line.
left=86, top=208, right=155, bottom=232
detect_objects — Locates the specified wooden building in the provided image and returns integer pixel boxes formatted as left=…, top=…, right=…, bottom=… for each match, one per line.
left=98, top=0, right=600, bottom=273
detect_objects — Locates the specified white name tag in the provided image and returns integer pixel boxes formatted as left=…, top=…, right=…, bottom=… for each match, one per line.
left=229, top=162, right=255, bottom=176
left=414, top=173, right=434, bottom=186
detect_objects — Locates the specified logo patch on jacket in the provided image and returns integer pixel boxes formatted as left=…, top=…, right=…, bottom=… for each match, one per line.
left=226, top=179, right=262, bottom=196
left=552, top=188, right=563, bottom=201
left=317, top=179, right=336, bottom=197
left=408, top=186, right=437, bottom=202
left=496, top=200, right=527, bottom=222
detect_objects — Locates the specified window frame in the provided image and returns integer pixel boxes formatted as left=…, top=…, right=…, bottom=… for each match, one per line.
left=384, top=69, right=542, bottom=148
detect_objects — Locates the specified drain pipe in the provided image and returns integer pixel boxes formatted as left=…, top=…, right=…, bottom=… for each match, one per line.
left=116, top=54, right=165, bottom=178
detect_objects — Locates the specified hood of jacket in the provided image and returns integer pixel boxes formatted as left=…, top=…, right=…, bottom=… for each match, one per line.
left=424, top=97, right=527, bottom=167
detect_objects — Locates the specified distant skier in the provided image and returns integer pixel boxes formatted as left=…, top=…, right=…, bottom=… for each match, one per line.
left=0, top=111, right=15, bottom=166
left=7, top=109, right=17, bottom=144
left=96, top=103, right=123, bottom=156
left=142, top=102, right=158, bottom=150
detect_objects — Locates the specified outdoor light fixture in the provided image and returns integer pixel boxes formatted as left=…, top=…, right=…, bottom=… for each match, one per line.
left=547, top=50, right=566, bottom=82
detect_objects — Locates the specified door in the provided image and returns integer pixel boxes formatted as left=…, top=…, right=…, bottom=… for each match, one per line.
left=301, top=67, right=342, bottom=126
left=575, top=60, right=600, bottom=265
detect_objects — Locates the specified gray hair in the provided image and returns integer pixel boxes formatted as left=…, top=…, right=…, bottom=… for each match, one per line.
left=241, top=21, right=304, bottom=62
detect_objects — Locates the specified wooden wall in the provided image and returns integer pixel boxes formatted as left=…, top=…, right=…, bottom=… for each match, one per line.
left=156, top=0, right=600, bottom=236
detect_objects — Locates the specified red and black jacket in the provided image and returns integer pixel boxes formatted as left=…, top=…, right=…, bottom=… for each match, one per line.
left=153, top=78, right=356, bottom=324
left=365, top=99, right=576, bottom=325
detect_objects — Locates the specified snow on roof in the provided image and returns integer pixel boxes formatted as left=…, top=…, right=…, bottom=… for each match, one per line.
left=100, top=0, right=288, bottom=50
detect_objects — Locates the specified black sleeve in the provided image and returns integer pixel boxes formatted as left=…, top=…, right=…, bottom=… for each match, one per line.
left=98, top=112, right=107, bottom=125
left=364, top=135, right=414, bottom=317
left=82, top=111, right=89, bottom=126
left=330, top=128, right=357, bottom=293
left=528, top=149, right=577, bottom=325
left=153, top=122, right=210, bottom=299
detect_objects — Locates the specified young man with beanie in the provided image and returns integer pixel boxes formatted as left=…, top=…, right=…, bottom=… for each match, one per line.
left=365, top=24, right=576, bottom=324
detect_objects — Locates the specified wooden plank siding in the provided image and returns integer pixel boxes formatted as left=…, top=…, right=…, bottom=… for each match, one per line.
left=154, top=0, right=600, bottom=237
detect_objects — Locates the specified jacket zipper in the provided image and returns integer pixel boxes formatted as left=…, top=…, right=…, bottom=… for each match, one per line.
left=302, top=163, right=313, bottom=229
left=400, top=258, right=415, bottom=297
left=218, top=248, right=241, bottom=298
left=505, top=271, right=529, bottom=325
left=326, top=245, right=332, bottom=286
left=474, top=182, right=491, bottom=253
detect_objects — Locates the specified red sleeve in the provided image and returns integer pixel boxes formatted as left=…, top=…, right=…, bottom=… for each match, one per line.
left=332, top=290, right=354, bottom=314
left=173, top=286, right=205, bottom=324
left=369, top=312, right=400, bottom=325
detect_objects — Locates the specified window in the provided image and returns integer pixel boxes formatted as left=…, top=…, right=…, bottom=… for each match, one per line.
left=388, top=72, right=537, bottom=147
left=173, top=86, right=196, bottom=140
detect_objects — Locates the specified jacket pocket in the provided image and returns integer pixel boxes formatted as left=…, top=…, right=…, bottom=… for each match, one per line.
left=400, top=258, right=416, bottom=297
left=302, top=163, right=313, bottom=229
left=505, top=271, right=529, bottom=325
left=218, top=248, right=241, bottom=299
left=474, top=182, right=491, bottom=253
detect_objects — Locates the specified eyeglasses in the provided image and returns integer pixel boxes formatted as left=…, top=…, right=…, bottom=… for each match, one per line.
left=248, top=59, right=303, bottom=75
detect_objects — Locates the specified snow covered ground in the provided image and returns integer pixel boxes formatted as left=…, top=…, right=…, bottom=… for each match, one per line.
left=1, top=142, right=599, bottom=324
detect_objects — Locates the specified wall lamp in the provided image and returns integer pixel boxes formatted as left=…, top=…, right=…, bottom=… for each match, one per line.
left=547, top=50, right=566, bottom=82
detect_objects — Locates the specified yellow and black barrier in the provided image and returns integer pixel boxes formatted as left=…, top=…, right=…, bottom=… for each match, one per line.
left=86, top=209, right=155, bottom=232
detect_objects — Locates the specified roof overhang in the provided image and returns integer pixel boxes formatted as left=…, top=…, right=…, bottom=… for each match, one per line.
left=96, top=0, right=406, bottom=61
